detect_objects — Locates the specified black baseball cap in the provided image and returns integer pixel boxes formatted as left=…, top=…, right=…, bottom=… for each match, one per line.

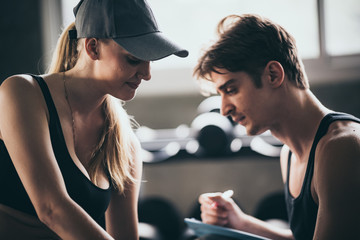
left=73, top=0, right=189, bottom=61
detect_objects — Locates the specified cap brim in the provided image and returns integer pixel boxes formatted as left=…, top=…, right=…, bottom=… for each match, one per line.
left=114, top=32, right=189, bottom=61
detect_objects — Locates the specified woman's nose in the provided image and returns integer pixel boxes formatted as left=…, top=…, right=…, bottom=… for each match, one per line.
left=137, top=61, right=151, bottom=81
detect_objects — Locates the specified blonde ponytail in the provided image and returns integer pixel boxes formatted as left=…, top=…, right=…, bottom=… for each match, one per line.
left=47, top=22, right=78, bottom=73
left=47, top=22, right=138, bottom=192
left=89, top=96, right=138, bottom=191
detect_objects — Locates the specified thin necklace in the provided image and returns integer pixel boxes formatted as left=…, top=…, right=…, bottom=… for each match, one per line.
left=63, top=72, right=76, bottom=148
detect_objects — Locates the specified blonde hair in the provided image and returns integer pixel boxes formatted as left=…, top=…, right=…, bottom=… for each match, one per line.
left=47, top=22, right=137, bottom=192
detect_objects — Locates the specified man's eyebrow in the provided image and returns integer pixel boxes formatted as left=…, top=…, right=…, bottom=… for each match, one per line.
left=218, top=79, right=236, bottom=92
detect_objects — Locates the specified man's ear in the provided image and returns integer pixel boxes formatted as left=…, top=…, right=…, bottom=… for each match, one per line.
left=264, top=61, right=284, bottom=88
left=84, top=38, right=99, bottom=60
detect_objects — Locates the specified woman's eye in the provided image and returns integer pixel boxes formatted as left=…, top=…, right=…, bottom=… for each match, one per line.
left=126, top=56, right=142, bottom=65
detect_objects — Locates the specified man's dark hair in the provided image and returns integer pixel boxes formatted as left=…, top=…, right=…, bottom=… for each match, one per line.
left=194, top=14, right=309, bottom=90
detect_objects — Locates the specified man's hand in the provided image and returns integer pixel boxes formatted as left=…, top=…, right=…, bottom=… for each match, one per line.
left=198, top=192, right=248, bottom=230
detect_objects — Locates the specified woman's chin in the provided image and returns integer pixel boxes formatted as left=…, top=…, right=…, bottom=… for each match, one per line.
left=112, top=91, right=137, bottom=101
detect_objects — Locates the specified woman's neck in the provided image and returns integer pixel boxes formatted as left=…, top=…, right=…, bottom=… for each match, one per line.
left=63, top=69, right=106, bottom=118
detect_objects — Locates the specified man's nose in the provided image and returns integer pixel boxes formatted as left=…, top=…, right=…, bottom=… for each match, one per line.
left=221, top=97, right=234, bottom=116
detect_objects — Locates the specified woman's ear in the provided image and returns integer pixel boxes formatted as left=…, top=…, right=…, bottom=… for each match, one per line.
left=84, top=38, right=99, bottom=60
left=264, top=61, right=284, bottom=88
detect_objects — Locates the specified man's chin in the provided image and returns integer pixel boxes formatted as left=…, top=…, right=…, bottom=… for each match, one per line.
left=246, top=126, right=266, bottom=136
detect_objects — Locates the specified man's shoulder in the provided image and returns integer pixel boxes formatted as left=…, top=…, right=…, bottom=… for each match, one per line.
left=313, top=117, right=360, bottom=238
left=322, top=119, right=360, bottom=148
left=315, top=119, right=360, bottom=169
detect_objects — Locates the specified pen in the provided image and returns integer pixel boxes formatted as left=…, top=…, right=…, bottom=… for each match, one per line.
left=211, top=190, right=234, bottom=209
left=222, top=190, right=234, bottom=199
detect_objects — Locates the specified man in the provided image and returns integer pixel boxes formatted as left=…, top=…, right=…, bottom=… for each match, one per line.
left=194, top=14, right=360, bottom=240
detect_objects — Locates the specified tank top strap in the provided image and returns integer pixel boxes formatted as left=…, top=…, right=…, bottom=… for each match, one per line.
left=286, top=150, right=292, bottom=185
left=286, top=112, right=360, bottom=193
left=285, top=112, right=360, bottom=240
left=308, top=112, right=360, bottom=166
left=29, top=74, right=58, bottom=125
left=306, top=112, right=360, bottom=190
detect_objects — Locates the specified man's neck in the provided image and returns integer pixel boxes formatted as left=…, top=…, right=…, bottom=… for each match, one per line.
left=270, top=89, right=331, bottom=162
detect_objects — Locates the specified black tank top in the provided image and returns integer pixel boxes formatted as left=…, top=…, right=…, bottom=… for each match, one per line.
left=284, top=112, right=360, bottom=240
left=0, top=75, right=111, bottom=227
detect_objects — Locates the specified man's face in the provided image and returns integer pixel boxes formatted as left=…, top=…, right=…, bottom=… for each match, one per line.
left=211, top=68, right=273, bottom=136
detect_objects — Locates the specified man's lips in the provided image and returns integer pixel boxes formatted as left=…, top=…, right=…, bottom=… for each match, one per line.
left=234, top=115, right=246, bottom=124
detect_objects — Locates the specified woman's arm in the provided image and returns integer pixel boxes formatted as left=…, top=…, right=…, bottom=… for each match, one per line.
left=105, top=135, right=143, bottom=239
left=0, top=75, right=114, bottom=240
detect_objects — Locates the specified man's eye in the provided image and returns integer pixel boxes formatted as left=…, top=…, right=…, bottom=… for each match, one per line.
left=225, top=88, right=236, bottom=94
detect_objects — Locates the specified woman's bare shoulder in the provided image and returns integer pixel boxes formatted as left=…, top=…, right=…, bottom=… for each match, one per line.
left=0, top=74, right=49, bottom=133
left=1, top=74, right=37, bottom=86
left=0, top=74, right=43, bottom=100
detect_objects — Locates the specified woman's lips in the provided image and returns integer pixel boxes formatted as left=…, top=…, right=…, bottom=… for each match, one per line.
left=127, top=81, right=140, bottom=89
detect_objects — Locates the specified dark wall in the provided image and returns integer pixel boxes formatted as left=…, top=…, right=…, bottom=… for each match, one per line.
left=0, top=0, right=43, bottom=82
left=312, top=80, right=360, bottom=118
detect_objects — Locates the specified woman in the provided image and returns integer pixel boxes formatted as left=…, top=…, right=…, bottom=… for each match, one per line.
left=0, top=0, right=188, bottom=239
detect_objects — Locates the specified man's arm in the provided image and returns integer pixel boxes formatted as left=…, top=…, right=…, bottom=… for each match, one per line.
left=199, top=194, right=293, bottom=240
left=313, top=131, right=360, bottom=239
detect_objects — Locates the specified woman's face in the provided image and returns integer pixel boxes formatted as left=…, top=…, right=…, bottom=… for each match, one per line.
left=93, top=39, right=151, bottom=101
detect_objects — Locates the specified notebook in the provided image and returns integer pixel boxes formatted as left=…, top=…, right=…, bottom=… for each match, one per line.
left=184, top=218, right=270, bottom=240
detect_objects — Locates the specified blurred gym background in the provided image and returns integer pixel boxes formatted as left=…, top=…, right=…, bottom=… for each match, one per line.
left=1, top=0, right=359, bottom=239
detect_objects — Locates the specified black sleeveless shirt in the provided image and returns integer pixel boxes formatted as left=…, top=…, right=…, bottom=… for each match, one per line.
left=0, top=75, right=112, bottom=227
left=284, top=112, right=360, bottom=240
